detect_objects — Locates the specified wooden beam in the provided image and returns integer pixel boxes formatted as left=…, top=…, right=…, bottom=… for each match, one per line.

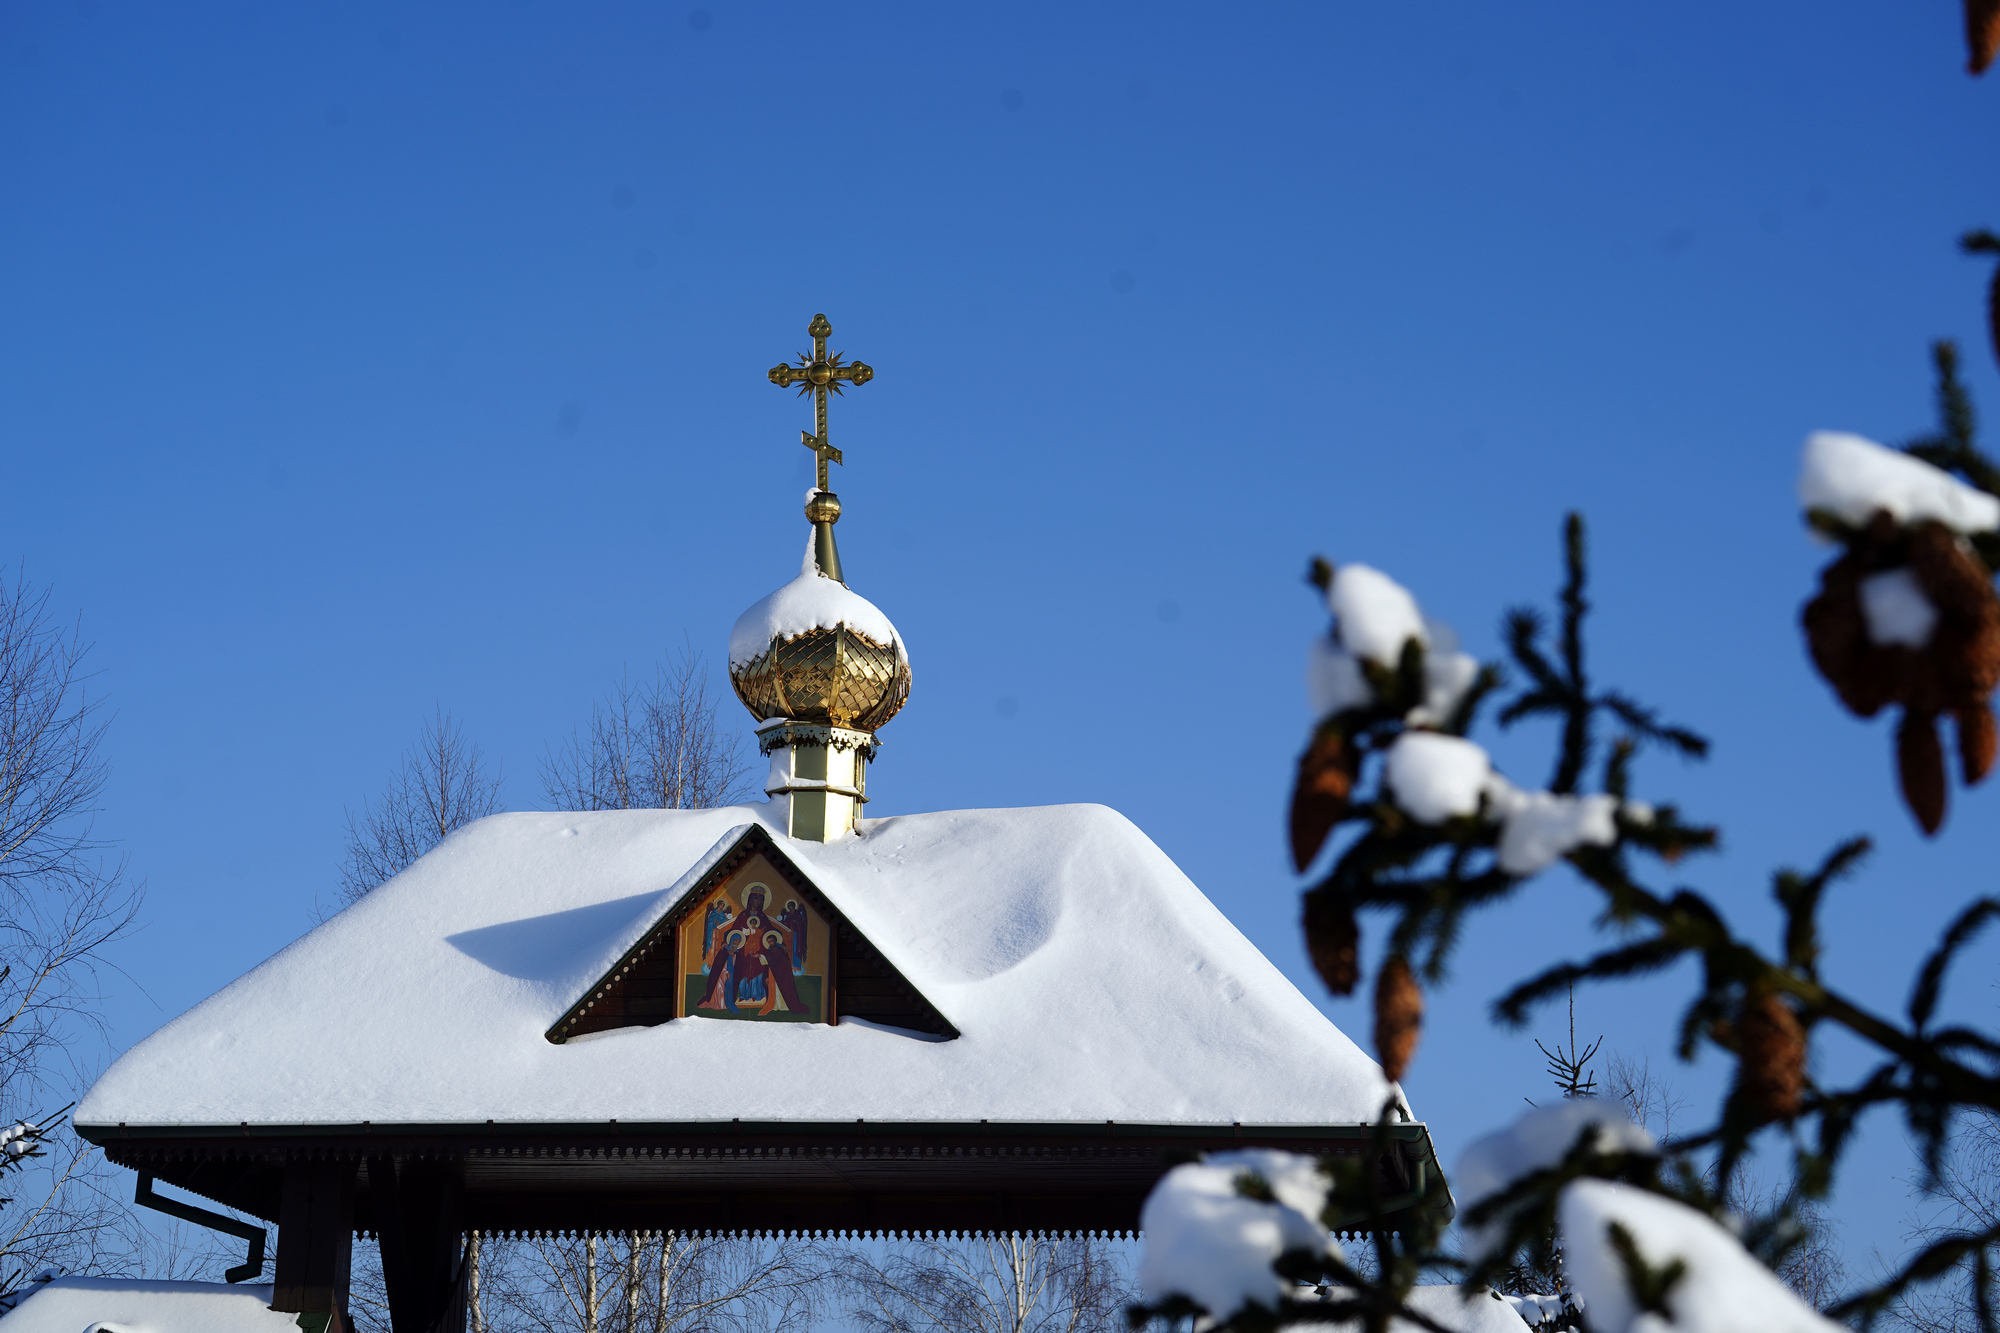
left=370, top=1156, right=465, bottom=1333
left=272, top=1158, right=355, bottom=1321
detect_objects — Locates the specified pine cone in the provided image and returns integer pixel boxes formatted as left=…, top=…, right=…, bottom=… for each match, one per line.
left=1970, top=0, right=2000, bottom=73
left=1899, top=711, right=1948, bottom=835
left=1802, top=548, right=1899, bottom=718
left=1290, top=728, right=1358, bottom=871
left=1958, top=703, right=1998, bottom=784
left=1806, top=519, right=2000, bottom=832
left=1907, top=524, right=2000, bottom=710
left=1735, top=987, right=1805, bottom=1124
left=1374, top=957, right=1423, bottom=1083
left=1303, top=892, right=1360, bottom=996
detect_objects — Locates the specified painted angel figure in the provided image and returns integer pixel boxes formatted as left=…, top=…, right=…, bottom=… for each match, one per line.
left=751, top=929, right=809, bottom=1015
left=697, top=930, right=749, bottom=1012
left=781, top=899, right=808, bottom=972
left=700, top=897, right=732, bottom=970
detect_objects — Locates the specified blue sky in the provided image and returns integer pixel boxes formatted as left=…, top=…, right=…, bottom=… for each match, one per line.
left=3, top=0, right=1997, bottom=1283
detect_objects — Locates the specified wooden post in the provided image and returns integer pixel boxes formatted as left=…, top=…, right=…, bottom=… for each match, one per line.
left=370, top=1154, right=465, bottom=1333
left=271, top=1157, right=355, bottom=1327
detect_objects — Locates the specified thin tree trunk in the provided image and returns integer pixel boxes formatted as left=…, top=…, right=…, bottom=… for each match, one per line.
left=623, top=1231, right=640, bottom=1332
left=468, top=1233, right=483, bottom=1333
left=1012, top=1237, right=1031, bottom=1333
left=656, top=1231, right=673, bottom=1333
left=585, top=1232, right=600, bottom=1333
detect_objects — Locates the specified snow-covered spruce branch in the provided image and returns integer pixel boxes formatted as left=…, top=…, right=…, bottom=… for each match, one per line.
left=1135, top=440, right=2000, bottom=1331
left=1127, top=1130, right=1462, bottom=1333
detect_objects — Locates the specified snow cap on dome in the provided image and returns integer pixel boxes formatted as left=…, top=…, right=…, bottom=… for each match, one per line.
left=728, top=532, right=906, bottom=669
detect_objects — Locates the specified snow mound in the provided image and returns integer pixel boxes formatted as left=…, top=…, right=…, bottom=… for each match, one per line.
left=1561, top=1180, right=1842, bottom=1333
left=1502, top=1292, right=1574, bottom=1330
left=1485, top=784, right=1619, bottom=876
left=77, top=805, right=1402, bottom=1127
left=1138, top=1149, right=1336, bottom=1316
left=1799, top=431, right=2000, bottom=533
left=1308, top=568, right=1480, bottom=724
left=1859, top=567, right=1938, bottom=647
left=0, top=1278, right=297, bottom=1332
left=1410, top=642, right=1482, bottom=727
left=1293, top=1285, right=1535, bottom=1333
left=1379, top=739, right=1619, bottom=876
left=1396, top=1287, right=1536, bottom=1333
left=1456, top=1102, right=1655, bottom=1258
left=1328, top=566, right=1426, bottom=664
left=1384, top=733, right=1491, bottom=822
left=1307, top=637, right=1373, bottom=716
left=727, top=535, right=904, bottom=668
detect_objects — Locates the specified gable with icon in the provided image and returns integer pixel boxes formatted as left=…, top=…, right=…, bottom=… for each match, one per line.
left=545, top=822, right=955, bottom=1044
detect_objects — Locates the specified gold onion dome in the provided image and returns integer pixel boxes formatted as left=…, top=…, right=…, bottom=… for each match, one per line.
left=727, top=495, right=912, bottom=733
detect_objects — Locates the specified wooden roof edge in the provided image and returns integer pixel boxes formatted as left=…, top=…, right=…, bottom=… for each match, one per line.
left=77, top=1117, right=1438, bottom=1146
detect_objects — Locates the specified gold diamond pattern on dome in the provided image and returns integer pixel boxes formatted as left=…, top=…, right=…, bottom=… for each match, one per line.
left=731, top=625, right=910, bottom=732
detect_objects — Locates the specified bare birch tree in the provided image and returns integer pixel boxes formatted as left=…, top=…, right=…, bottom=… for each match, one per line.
left=1610, top=1054, right=1848, bottom=1312
left=1891, top=1105, right=2000, bottom=1330
left=470, top=1230, right=831, bottom=1333
left=478, top=612, right=793, bottom=1333
left=842, top=1235, right=1134, bottom=1333
left=329, top=708, right=503, bottom=1320
left=336, top=667, right=772, bottom=1332
left=0, top=569, right=142, bottom=1284
left=542, top=649, right=749, bottom=813
left=1604, top=1053, right=1688, bottom=1147
left=335, top=707, right=504, bottom=906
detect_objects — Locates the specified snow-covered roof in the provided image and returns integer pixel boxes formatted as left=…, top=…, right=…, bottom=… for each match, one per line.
left=728, top=533, right=905, bottom=667
left=78, top=803, right=1402, bottom=1128
left=0, top=1278, right=298, bottom=1332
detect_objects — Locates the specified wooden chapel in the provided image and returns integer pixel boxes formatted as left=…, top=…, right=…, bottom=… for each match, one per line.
left=73, top=316, right=1451, bottom=1333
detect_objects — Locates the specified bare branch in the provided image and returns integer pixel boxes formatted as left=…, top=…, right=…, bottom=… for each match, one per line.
left=841, top=1235, right=1136, bottom=1333
left=542, top=646, right=750, bottom=813
left=336, top=708, right=504, bottom=907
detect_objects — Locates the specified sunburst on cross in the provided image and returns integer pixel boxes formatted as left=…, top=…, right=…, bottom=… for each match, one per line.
left=767, top=313, right=874, bottom=490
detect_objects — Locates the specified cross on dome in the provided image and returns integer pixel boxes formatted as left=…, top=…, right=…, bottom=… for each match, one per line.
left=767, top=312, right=874, bottom=490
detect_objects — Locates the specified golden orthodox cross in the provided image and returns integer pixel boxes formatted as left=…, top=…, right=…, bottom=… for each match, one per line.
left=767, top=313, right=874, bottom=490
